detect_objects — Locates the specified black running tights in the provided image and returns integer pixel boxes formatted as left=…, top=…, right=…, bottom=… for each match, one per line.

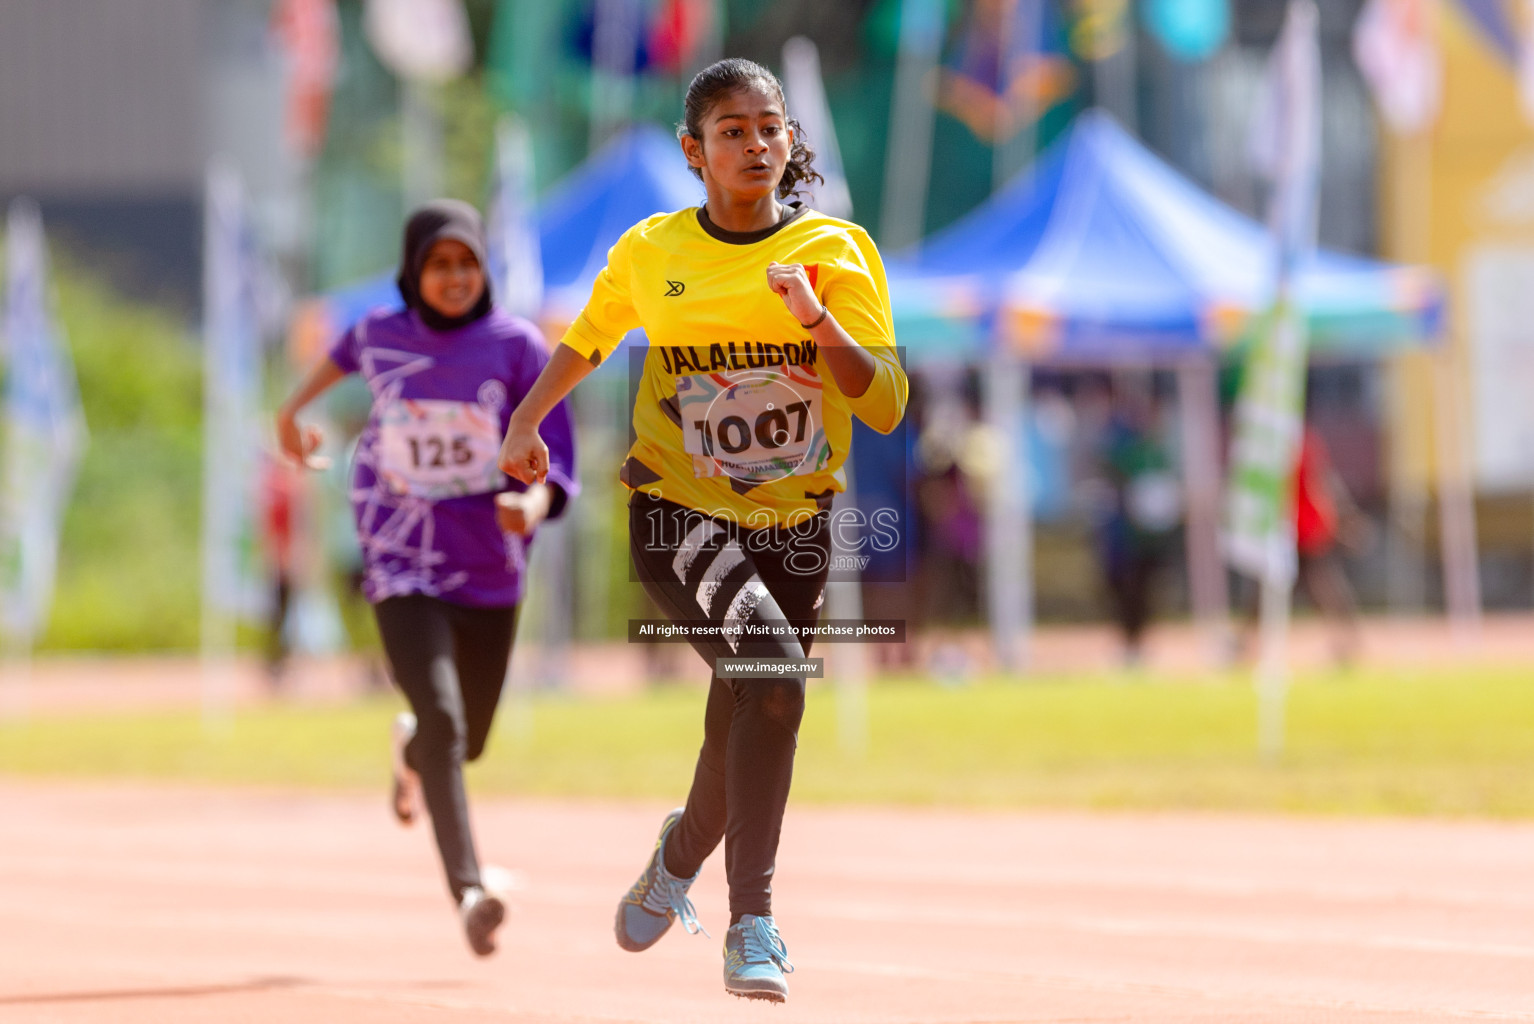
left=373, top=594, right=518, bottom=901
left=628, top=493, right=830, bottom=922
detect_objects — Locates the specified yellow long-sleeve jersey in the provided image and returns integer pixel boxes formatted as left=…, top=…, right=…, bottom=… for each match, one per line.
left=559, top=204, right=908, bottom=527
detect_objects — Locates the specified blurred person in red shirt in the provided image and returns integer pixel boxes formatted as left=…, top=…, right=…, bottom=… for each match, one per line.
left=1234, top=420, right=1369, bottom=666
left=259, top=450, right=305, bottom=687
left=1292, top=422, right=1368, bottom=665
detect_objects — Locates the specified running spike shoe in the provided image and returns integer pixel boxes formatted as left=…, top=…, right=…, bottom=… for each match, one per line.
left=614, top=807, right=705, bottom=951
left=722, top=914, right=794, bottom=1002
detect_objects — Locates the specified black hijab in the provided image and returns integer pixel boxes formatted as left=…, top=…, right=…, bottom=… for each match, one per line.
left=396, top=199, right=494, bottom=332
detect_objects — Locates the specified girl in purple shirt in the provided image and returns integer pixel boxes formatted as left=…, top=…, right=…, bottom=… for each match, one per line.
left=276, top=200, right=577, bottom=958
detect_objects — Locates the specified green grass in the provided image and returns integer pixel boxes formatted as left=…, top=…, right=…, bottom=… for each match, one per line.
left=6, top=664, right=1534, bottom=817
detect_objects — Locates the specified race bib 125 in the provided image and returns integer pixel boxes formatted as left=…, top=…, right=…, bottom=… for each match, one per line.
left=376, top=399, right=504, bottom=499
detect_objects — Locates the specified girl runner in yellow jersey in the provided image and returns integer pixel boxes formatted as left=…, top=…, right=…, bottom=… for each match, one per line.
left=499, top=57, right=906, bottom=1003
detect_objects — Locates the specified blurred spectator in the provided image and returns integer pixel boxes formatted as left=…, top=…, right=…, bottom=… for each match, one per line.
left=1233, top=418, right=1371, bottom=668
left=912, top=370, right=986, bottom=678
left=1093, top=377, right=1182, bottom=665
left=917, top=457, right=985, bottom=624
left=258, top=450, right=305, bottom=687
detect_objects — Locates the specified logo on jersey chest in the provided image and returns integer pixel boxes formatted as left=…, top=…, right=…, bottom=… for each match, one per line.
left=664, top=263, right=814, bottom=299
left=658, top=339, right=819, bottom=374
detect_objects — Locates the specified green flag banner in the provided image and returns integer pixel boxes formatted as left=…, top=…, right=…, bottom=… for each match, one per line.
left=1223, top=298, right=1307, bottom=586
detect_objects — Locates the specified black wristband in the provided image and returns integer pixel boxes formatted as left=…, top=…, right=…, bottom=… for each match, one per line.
left=799, top=304, right=829, bottom=330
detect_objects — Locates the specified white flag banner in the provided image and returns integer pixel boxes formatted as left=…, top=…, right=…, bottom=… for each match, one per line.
left=201, top=162, right=265, bottom=635
left=0, top=199, right=87, bottom=647
left=487, top=117, right=543, bottom=320
left=1231, top=0, right=1324, bottom=759
left=1352, top=0, right=1442, bottom=134
left=1247, top=0, right=1322, bottom=268
left=1226, top=0, right=1321, bottom=585
left=782, top=36, right=854, bottom=220
left=1520, top=0, right=1534, bottom=125
left=364, top=0, right=473, bottom=83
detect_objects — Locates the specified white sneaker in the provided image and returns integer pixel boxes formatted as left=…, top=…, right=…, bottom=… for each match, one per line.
left=459, top=885, right=507, bottom=957
left=391, top=712, right=421, bottom=826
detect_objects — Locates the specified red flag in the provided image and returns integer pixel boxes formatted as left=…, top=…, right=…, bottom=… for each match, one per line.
left=272, top=0, right=340, bottom=158
left=647, top=0, right=714, bottom=75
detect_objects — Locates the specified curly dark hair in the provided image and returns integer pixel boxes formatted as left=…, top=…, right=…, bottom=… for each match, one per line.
left=678, top=58, right=823, bottom=202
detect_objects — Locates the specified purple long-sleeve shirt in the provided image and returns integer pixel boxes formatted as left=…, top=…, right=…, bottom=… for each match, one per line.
left=329, top=307, right=578, bottom=607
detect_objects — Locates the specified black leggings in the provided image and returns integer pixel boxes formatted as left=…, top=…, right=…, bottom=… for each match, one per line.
left=373, top=594, right=518, bottom=901
left=1106, top=551, right=1161, bottom=649
left=629, top=493, right=830, bottom=922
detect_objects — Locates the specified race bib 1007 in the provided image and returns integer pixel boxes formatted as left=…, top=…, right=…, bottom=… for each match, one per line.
left=376, top=399, right=504, bottom=499
left=675, top=367, right=831, bottom=486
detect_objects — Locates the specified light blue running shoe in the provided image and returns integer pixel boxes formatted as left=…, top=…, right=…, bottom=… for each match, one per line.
left=722, top=914, right=794, bottom=1002
left=614, top=807, right=705, bottom=952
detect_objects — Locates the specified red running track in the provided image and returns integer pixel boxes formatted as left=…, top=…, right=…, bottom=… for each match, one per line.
left=1, top=780, right=1532, bottom=1022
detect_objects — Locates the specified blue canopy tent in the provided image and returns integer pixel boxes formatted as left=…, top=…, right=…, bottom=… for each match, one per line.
left=536, top=126, right=704, bottom=320
left=884, top=110, right=1452, bottom=670
left=887, top=109, right=1443, bottom=364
